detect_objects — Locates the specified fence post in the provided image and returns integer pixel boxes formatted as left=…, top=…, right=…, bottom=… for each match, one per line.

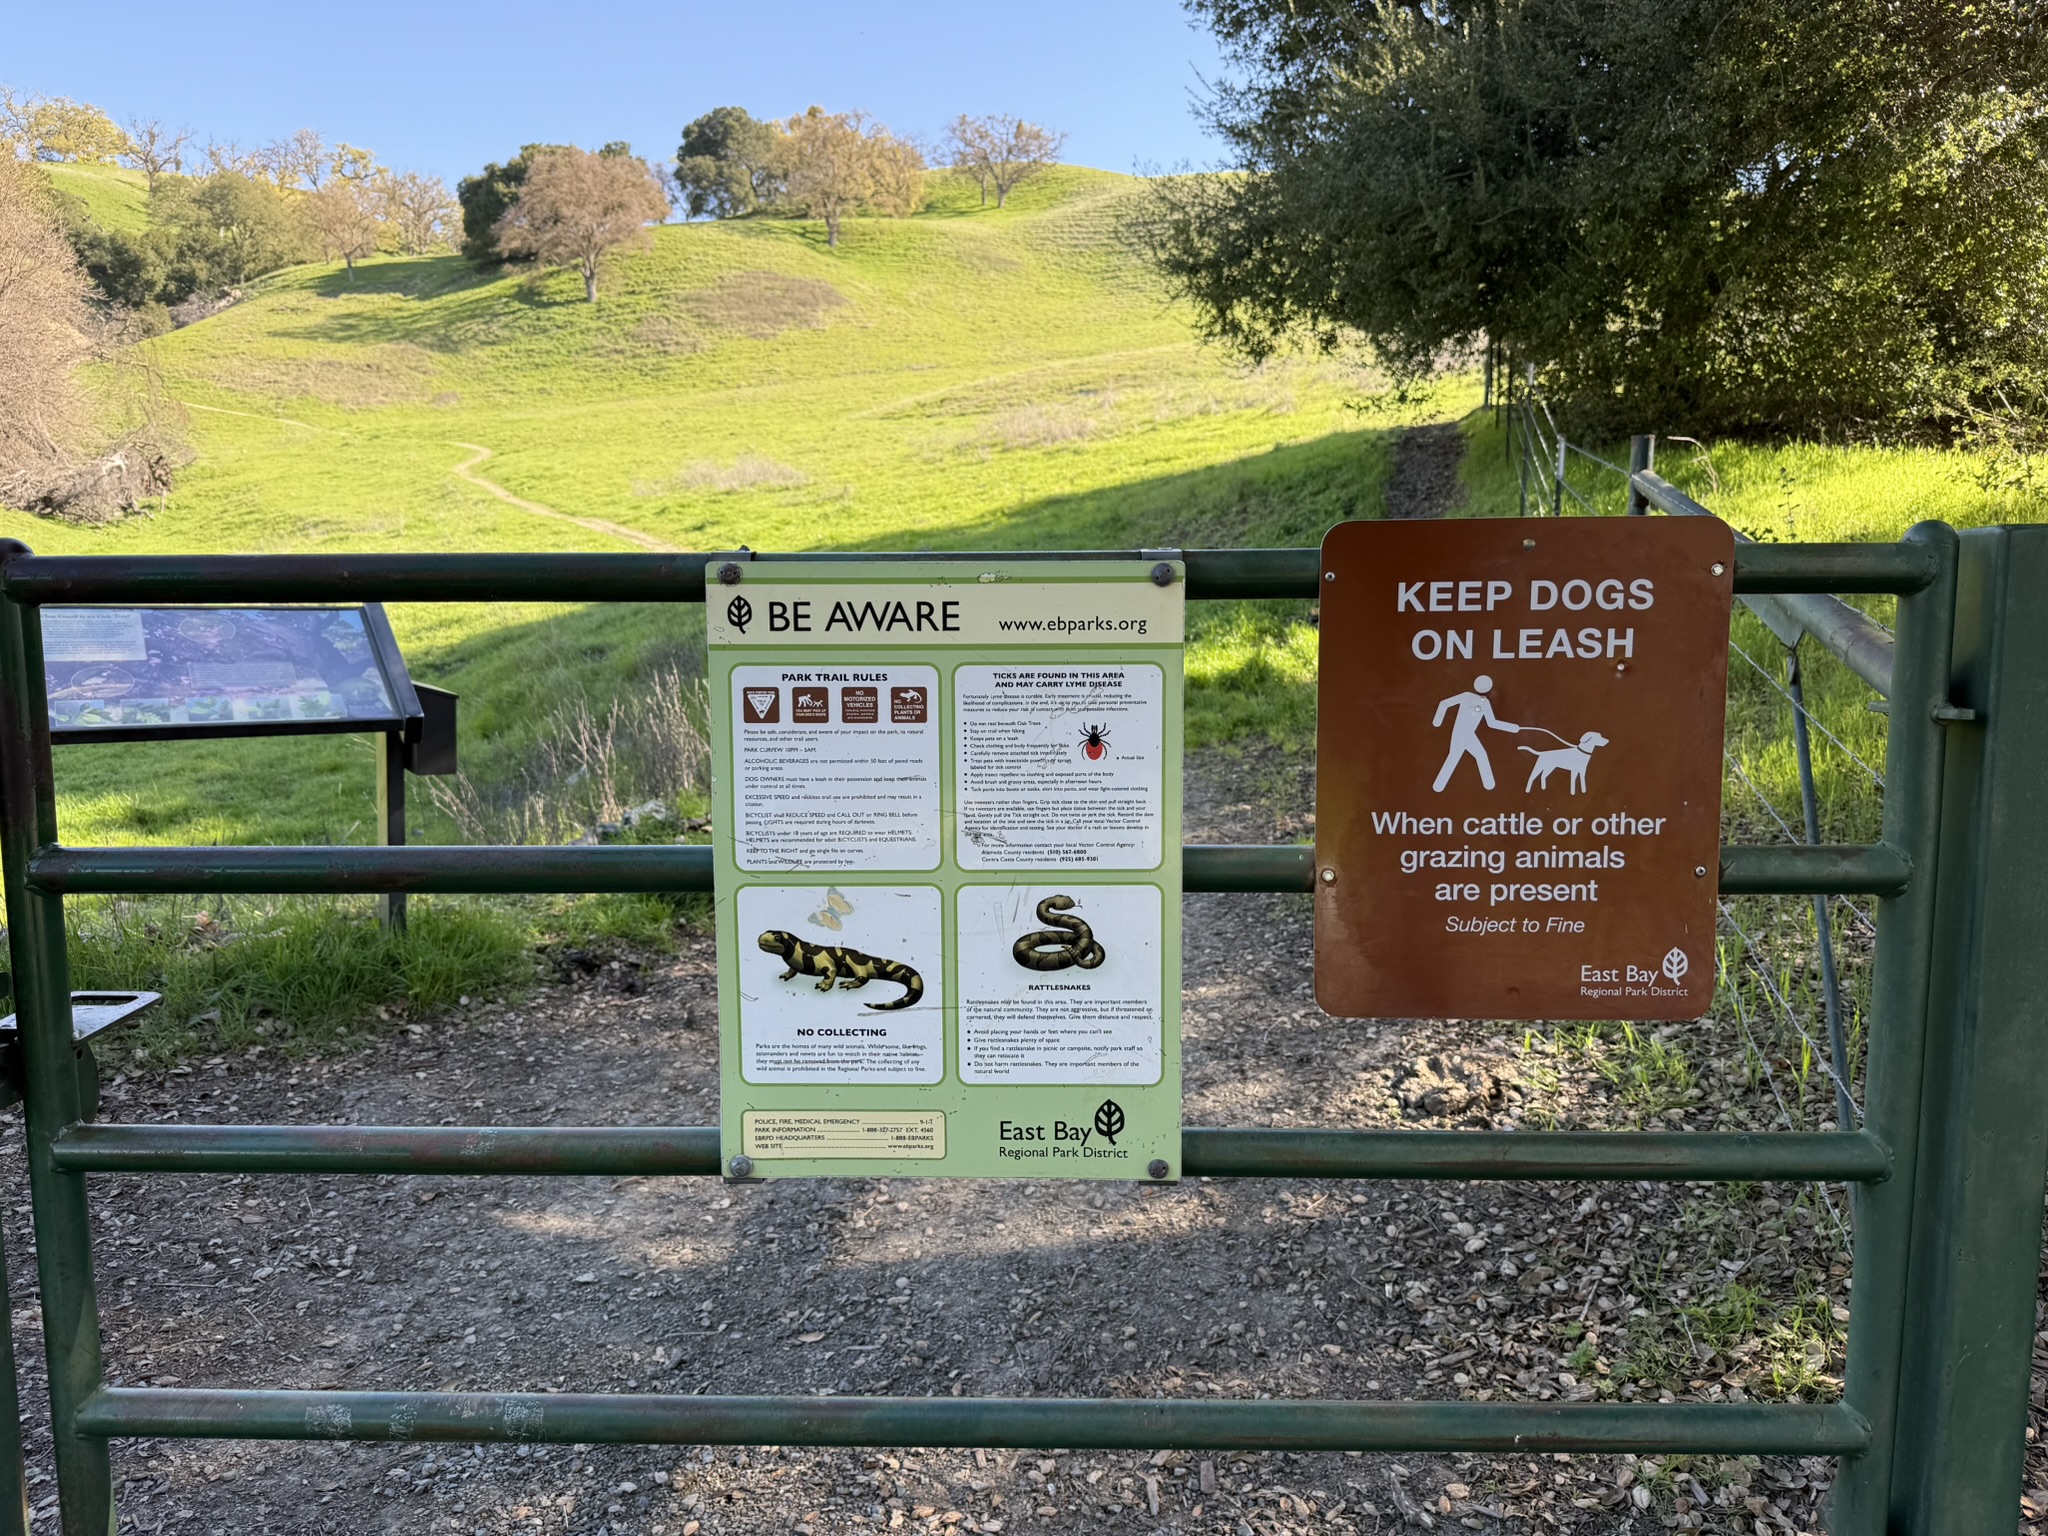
left=0, top=544, right=116, bottom=1536
left=1626, top=436, right=1654, bottom=514
left=1553, top=435, right=1567, bottom=517
left=1826, top=521, right=1958, bottom=1536
left=377, top=730, right=407, bottom=934
left=1874, top=524, right=2048, bottom=1534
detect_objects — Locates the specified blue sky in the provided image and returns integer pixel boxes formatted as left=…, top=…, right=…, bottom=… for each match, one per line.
left=7, top=0, right=1229, bottom=187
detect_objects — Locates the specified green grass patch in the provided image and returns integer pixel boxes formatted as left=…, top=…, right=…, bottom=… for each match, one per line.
left=70, top=897, right=531, bottom=1062
left=44, top=161, right=151, bottom=234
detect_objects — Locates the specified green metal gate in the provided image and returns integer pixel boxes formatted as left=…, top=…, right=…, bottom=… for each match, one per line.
left=0, top=523, right=2042, bottom=1535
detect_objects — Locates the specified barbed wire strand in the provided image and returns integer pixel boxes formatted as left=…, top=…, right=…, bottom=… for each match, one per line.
left=1715, top=922, right=1854, bottom=1246
left=1729, top=639, right=1888, bottom=789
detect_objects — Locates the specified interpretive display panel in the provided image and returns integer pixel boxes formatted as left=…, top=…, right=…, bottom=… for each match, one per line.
left=39, top=606, right=405, bottom=742
left=1315, top=517, right=1734, bottom=1021
left=710, top=560, right=1184, bottom=1180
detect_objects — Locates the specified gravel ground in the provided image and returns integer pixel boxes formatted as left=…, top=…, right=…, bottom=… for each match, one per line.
left=0, top=749, right=2036, bottom=1535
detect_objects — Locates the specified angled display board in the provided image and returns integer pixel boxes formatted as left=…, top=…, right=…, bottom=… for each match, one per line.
left=39, top=605, right=411, bottom=744
left=709, top=559, right=1185, bottom=1181
left=1315, top=517, right=1734, bottom=1021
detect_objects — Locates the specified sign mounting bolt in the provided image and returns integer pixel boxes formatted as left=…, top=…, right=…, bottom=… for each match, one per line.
left=728, top=1154, right=754, bottom=1178
left=1150, top=562, right=1176, bottom=587
left=718, top=562, right=744, bottom=586
left=1695, top=865, right=1708, bottom=878
left=1148, top=1159, right=1171, bottom=1180
left=1320, top=867, right=1337, bottom=884
left=1324, top=571, right=1336, bottom=582
left=1710, top=562, right=1726, bottom=576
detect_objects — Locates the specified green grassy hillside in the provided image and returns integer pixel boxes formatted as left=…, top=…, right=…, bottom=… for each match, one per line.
left=43, top=160, right=150, bottom=232
left=11, top=167, right=1442, bottom=850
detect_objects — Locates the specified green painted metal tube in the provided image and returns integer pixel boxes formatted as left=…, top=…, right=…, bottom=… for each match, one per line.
left=49, top=1123, right=1890, bottom=1184
left=0, top=547, right=115, bottom=1536
left=27, top=840, right=1905, bottom=897
left=1717, top=843, right=1909, bottom=896
left=75, top=1386, right=1871, bottom=1456
left=1179, top=1128, right=1890, bottom=1183
left=1731, top=542, right=1936, bottom=594
left=1184, top=843, right=1313, bottom=891
left=0, top=542, right=1926, bottom=606
left=1829, top=521, right=1960, bottom=1536
left=0, top=549, right=1322, bottom=606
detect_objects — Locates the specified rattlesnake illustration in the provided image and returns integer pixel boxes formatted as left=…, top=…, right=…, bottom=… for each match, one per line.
left=1011, top=895, right=1107, bottom=971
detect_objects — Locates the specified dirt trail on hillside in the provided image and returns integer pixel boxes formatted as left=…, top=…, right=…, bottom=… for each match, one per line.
left=0, top=750, right=1884, bottom=1536
left=1383, top=422, right=1468, bottom=520
left=181, top=401, right=323, bottom=433
left=447, top=443, right=680, bottom=553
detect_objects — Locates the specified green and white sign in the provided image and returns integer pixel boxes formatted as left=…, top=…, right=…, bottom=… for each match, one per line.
left=708, top=560, right=1185, bottom=1181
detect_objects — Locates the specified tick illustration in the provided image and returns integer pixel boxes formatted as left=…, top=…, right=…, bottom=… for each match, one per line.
left=1078, top=722, right=1111, bottom=761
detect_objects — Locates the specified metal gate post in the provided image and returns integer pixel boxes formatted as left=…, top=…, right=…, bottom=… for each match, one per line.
left=0, top=545, right=115, bottom=1536
left=1881, top=525, right=2048, bottom=1534
left=1828, top=522, right=1959, bottom=1536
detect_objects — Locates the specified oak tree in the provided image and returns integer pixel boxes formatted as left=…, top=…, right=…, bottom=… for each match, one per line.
left=490, top=146, right=668, bottom=302
left=946, top=115, right=1065, bottom=208
left=1153, top=0, right=2048, bottom=434
left=780, top=108, right=925, bottom=247
left=675, top=106, right=787, bottom=218
left=305, top=179, right=383, bottom=277
left=122, top=118, right=191, bottom=192
left=381, top=170, right=458, bottom=254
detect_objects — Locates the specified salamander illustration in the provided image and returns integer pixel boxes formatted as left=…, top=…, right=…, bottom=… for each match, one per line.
left=1011, top=895, right=1107, bottom=971
left=757, top=930, right=924, bottom=1011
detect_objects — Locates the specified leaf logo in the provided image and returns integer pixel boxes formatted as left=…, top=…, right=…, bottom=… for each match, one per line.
left=726, top=595, right=753, bottom=634
left=1662, top=947, right=1690, bottom=983
left=1093, top=1099, right=1125, bottom=1146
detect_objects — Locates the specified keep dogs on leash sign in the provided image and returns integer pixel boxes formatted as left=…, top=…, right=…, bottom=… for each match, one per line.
left=708, top=560, right=1185, bottom=1180
left=1314, top=517, right=1734, bottom=1021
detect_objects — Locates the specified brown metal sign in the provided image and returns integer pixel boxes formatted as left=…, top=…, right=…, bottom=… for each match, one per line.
left=1315, top=517, right=1735, bottom=1020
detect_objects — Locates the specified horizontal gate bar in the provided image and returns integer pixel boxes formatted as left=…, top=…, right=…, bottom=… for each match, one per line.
left=75, top=1386, right=1872, bottom=1455
left=26, top=841, right=1905, bottom=897
left=1, top=543, right=1927, bottom=606
left=0, top=550, right=1321, bottom=606
left=50, top=1124, right=1891, bottom=1183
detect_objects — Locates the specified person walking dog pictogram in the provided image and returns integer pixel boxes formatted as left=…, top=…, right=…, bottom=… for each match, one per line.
left=1431, top=675, right=1522, bottom=792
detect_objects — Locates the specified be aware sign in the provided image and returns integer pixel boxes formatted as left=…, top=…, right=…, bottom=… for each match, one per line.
left=1315, top=517, right=1734, bottom=1021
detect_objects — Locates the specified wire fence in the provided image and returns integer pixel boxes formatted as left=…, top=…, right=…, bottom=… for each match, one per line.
left=1497, top=374, right=1887, bottom=1244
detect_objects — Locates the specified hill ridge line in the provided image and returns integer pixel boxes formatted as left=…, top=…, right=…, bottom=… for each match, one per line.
left=446, top=443, right=678, bottom=553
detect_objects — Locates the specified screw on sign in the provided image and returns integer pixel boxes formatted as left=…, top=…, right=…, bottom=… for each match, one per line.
left=1313, top=517, right=1734, bottom=1021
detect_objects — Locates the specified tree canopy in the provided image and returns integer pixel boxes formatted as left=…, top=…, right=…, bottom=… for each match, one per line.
left=1152, top=0, right=2048, bottom=435
left=675, top=107, right=787, bottom=219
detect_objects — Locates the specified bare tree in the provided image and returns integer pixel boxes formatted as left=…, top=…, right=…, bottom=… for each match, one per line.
left=491, top=146, right=668, bottom=302
left=282, top=128, right=328, bottom=189
left=0, top=154, right=96, bottom=487
left=381, top=169, right=458, bottom=254
left=781, top=107, right=925, bottom=247
left=304, top=179, right=384, bottom=278
left=946, top=114, right=1065, bottom=208
left=122, top=117, right=191, bottom=191
left=202, top=138, right=261, bottom=178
